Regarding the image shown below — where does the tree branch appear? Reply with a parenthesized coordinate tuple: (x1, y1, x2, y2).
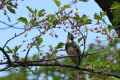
(0, 49, 117, 78)
(0, 47, 12, 66)
(0, 61, 119, 78)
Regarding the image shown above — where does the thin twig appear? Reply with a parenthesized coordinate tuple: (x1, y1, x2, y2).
(3, 31, 26, 49)
(86, 50, 105, 56)
(0, 20, 24, 29)
(24, 45, 32, 61)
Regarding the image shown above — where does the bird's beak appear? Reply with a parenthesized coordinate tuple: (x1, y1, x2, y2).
(68, 32, 70, 35)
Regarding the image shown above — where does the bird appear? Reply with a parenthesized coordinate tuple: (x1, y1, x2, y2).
(65, 32, 81, 66)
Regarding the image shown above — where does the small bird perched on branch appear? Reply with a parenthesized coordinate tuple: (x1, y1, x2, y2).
(65, 32, 81, 66)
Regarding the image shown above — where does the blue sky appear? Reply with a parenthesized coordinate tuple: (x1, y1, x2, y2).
(0, 0, 111, 78)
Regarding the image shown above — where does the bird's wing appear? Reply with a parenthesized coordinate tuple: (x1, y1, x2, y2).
(72, 42, 81, 54)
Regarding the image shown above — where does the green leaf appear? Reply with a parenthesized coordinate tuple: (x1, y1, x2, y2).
(30, 43, 35, 46)
(26, 6, 34, 14)
(7, 7, 15, 14)
(32, 55, 37, 60)
(11, 4, 17, 8)
(6, 0, 12, 4)
(38, 9, 45, 17)
(36, 37, 43, 49)
(108, 25, 112, 33)
(100, 12, 106, 17)
(13, 45, 22, 53)
(112, 10, 120, 25)
(46, 14, 56, 23)
(74, 13, 80, 20)
(49, 45, 53, 50)
(79, 0, 88, 2)
(82, 15, 87, 19)
(61, 5, 71, 10)
(6, 46, 12, 53)
(110, 1, 120, 9)
(46, 14, 55, 19)
(37, 37, 43, 44)
(84, 19, 92, 24)
(17, 17, 28, 25)
(54, 0, 61, 7)
(35, 8, 37, 14)
(54, 50, 58, 54)
(40, 45, 46, 48)
(94, 13, 102, 20)
(56, 42, 64, 49)
(78, 37, 83, 42)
